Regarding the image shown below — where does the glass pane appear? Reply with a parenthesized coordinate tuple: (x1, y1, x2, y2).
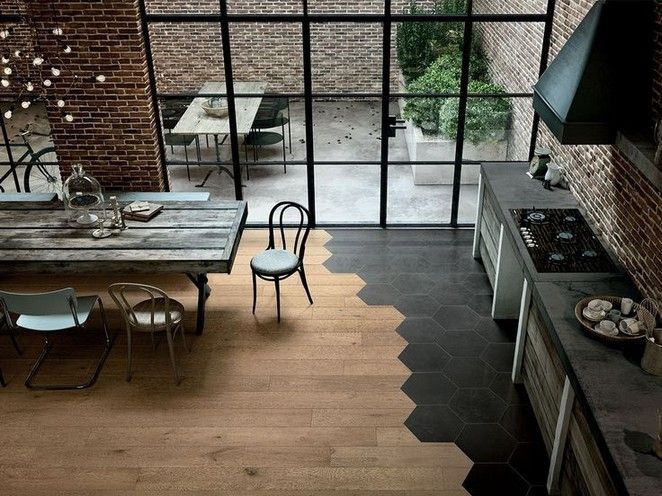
(228, 0, 301, 14)
(313, 98, 381, 162)
(315, 164, 379, 224)
(473, 0, 547, 14)
(145, 0, 219, 14)
(470, 22, 544, 94)
(387, 163, 453, 224)
(311, 23, 382, 93)
(394, 97, 459, 162)
(148, 23, 223, 94)
(229, 23, 303, 94)
(308, 0, 382, 14)
(457, 163, 481, 224)
(461, 96, 534, 162)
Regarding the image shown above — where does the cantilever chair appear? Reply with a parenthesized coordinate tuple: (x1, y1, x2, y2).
(0, 288, 112, 390)
(250, 201, 314, 322)
(108, 283, 189, 385)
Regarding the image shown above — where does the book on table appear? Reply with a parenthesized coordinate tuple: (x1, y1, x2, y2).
(123, 201, 163, 222)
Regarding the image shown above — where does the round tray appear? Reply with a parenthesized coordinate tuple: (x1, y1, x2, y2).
(574, 296, 655, 343)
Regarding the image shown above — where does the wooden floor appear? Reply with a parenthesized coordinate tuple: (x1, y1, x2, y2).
(0, 230, 471, 495)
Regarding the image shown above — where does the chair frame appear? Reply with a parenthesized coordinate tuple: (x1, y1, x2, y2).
(108, 283, 189, 385)
(251, 202, 313, 322)
(0, 290, 112, 390)
(0, 313, 22, 387)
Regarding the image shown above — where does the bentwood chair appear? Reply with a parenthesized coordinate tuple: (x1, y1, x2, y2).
(0, 288, 112, 390)
(0, 313, 22, 387)
(251, 202, 313, 322)
(108, 283, 189, 385)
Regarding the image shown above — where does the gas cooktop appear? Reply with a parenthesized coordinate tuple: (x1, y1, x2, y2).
(511, 208, 614, 273)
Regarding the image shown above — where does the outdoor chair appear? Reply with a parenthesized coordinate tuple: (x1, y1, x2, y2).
(164, 133, 201, 182)
(108, 283, 189, 385)
(0, 288, 112, 390)
(258, 97, 292, 152)
(243, 128, 287, 180)
(250, 201, 313, 322)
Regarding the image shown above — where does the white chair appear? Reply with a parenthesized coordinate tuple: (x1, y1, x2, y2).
(0, 288, 112, 390)
(108, 283, 189, 385)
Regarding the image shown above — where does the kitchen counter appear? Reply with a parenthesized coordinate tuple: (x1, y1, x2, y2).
(477, 163, 662, 495)
(534, 280, 662, 496)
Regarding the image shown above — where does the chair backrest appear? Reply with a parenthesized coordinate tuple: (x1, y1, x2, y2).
(267, 201, 312, 261)
(108, 283, 173, 329)
(0, 288, 78, 328)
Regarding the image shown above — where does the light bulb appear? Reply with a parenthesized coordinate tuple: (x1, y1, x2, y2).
(26, 81, 34, 91)
(52, 27, 63, 36)
(3, 67, 11, 75)
(13, 50, 21, 58)
(21, 100, 30, 109)
(4, 110, 12, 119)
(0, 30, 8, 40)
(57, 99, 65, 108)
(32, 56, 44, 66)
(43, 79, 52, 87)
(51, 67, 60, 76)
(64, 114, 74, 122)
(63, 45, 71, 54)
(1, 79, 8, 87)
(1, 55, 8, 64)
(95, 74, 106, 83)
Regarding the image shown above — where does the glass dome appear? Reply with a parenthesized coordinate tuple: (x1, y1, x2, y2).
(63, 164, 104, 225)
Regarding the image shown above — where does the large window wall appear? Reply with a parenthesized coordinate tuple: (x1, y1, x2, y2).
(141, 0, 556, 227)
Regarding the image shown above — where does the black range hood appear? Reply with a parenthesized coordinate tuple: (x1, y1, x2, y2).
(533, 0, 654, 145)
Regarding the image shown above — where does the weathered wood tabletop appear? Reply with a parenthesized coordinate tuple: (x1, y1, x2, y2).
(0, 200, 248, 333)
(172, 81, 267, 136)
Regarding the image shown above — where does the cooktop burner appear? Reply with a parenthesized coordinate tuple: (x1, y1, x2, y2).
(512, 208, 614, 273)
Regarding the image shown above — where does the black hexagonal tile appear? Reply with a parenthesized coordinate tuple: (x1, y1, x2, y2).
(388, 254, 431, 272)
(396, 318, 445, 343)
(443, 357, 496, 387)
(510, 442, 549, 485)
(395, 294, 439, 317)
(428, 282, 472, 305)
(356, 268, 392, 284)
(323, 254, 365, 273)
(500, 403, 543, 442)
(357, 284, 400, 305)
(474, 318, 517, 343)
(450, 388, 507, 423)
(404, 405, 464, 442)
(463, 463, 529, 496)
(481, 343, 516, 373)
(456, 423, 517, 462)
(490, 373, 528, 405)
(467, 294, 495, 316)
(463, 273, 494, 296)
(433, 305, 480, 330)
(436, 330, 488, 357)
(401, 372, 458, 405)
(398, 343, 451, 372)
(391, 273, 436, 295)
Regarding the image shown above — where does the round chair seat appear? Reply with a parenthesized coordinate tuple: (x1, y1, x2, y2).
(131, 297, 184, 330)
(251, 249, 300, 276)
(252, 113, 289, 130)
(245, 131, 283, 147)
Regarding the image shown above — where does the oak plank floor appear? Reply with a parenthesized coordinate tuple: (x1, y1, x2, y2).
(0, 230, 471, 495)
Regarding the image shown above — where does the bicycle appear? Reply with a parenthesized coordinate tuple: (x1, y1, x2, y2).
(0, 123, 60, 194)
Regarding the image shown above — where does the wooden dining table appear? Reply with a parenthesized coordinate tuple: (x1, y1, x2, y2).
(0, 200, 248, 334)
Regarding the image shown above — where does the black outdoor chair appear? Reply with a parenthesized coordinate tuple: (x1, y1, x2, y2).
(250, 202, 313, 322)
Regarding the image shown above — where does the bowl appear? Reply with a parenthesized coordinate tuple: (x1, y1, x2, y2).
(201, 98, 228, 118)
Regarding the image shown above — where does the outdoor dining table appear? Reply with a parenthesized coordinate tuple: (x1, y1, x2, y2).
(172, 81, 267, 185)
(0, 200, 247, 335)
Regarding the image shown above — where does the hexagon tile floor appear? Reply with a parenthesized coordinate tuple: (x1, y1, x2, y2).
(324, 229, 550, 496)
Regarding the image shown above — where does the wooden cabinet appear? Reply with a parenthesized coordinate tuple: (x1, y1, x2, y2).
(479, 189, 500, 286)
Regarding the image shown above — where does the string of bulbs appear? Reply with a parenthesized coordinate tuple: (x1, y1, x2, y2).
(0, 14, 106, 123)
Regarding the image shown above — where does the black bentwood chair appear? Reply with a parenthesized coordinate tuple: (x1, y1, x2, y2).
(250, 202, 313, 322)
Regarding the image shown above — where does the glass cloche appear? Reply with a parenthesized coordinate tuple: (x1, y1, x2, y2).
(63, 164, 104, 225)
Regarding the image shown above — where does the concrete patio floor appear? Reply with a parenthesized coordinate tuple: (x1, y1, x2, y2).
(167, 101, 478, 224)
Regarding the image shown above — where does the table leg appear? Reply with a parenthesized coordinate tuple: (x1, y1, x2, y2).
(187, 273, 211, 335)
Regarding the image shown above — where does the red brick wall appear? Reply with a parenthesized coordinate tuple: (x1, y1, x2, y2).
(1, 0, 165, 191)
(538, 0, 662, 301)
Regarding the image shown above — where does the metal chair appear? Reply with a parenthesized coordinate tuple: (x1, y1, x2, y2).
(108, 283, 189, 385)
(251, 202, 313, 322)
(258, 97, 292, 152)
(164, 133, 201, 182)
(0, 288, 112, 390)
(0, 312, 22, 387)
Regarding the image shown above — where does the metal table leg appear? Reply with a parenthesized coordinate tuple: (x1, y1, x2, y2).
(188, 273, 211, 335)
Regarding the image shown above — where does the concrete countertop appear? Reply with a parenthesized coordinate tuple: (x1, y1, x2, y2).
(480, 163, 662, 495)
(480, 162, 623, 282)
(534, 280, 662, 496)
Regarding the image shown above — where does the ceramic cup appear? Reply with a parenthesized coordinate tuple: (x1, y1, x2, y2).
(621, 298, 634, 316)
(599, 320, 617, 334)
(627, 320, 641, 335)
(544, 162, 562, 186)
(588, 299, 604, 312)
(608, 309, 622, 323)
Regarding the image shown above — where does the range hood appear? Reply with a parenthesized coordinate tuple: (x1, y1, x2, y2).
(533, 0, 654, 145)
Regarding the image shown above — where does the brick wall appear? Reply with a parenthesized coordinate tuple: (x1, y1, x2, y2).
(538, 0, 662, 302)
(1, 0, 164, 191)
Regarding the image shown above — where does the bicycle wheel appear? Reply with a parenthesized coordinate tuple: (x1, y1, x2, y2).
(23, 147, 61, 194)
